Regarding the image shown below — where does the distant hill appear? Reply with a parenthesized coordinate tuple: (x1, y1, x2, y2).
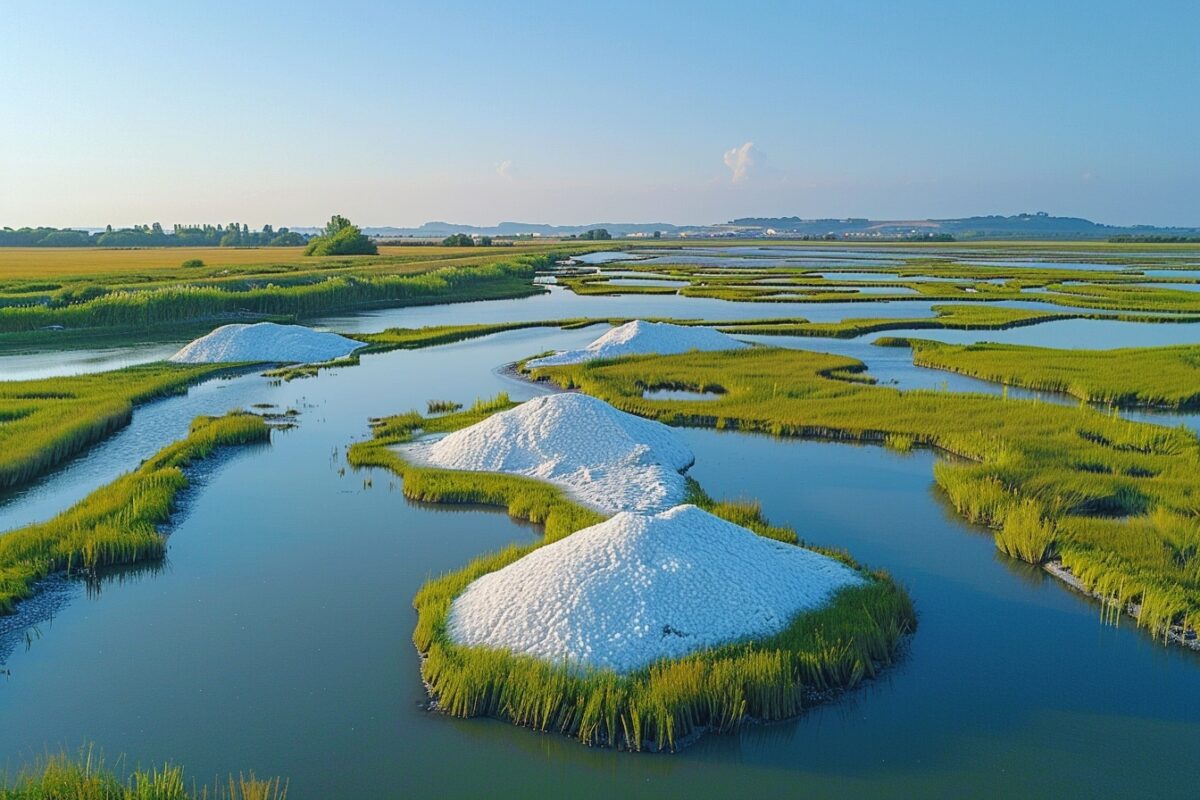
(726, 213, 1200, 240)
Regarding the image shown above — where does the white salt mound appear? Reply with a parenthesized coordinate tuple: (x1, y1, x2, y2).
(402, 393, 693, 514)
(525, 320, 748, 368)
(169, 322, 363, 364)
(449, 504, 864, 673)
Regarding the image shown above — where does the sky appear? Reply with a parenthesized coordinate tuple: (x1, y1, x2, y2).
(2, 0, 1198, 229)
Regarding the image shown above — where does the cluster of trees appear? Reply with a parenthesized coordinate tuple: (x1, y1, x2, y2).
(441, 233, 493, 246)
(572, 228, 612, 240)
(0, 223, 307, 248)
(304, 215, 378, 256)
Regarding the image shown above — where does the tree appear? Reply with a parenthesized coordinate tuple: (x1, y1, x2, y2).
(442, 233, 475, 247)
(304, 215, 378, 256)
(324, 215, 354, 237)
(578, 228, 611, 240)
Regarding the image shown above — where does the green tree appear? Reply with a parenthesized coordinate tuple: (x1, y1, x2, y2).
(305, 215, 378, 256)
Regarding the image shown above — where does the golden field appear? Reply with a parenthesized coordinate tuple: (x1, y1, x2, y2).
(0, 245, 533, 280)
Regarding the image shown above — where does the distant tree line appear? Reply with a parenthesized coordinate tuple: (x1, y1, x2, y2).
(1108, 235, 1200, 244)
(901, 232, 956, 242)
(0, 223, 308, 248)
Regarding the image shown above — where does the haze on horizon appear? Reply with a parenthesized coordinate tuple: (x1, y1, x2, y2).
(2, 0, 1197, 230)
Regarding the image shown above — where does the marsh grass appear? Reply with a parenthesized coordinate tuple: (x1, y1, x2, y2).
(0, 412, 270, 615)
(0, 257, 552, 334)
(0, 363, 235, 491)
(567, 256, 1200, 315)
(426, 399, 464, 414)
(347, 397, 914, 751)
(528, 346, 1200, 640)
(901, 338, 1200, 409)
(0, 745, 286, 799)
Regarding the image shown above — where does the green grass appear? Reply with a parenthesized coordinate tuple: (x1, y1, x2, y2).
(346, 397, 914, 751)
(893, 338, 1200, 409)
(0, 363, 240, 491)
(0, 745, 286, 799)
(426, 399, 464, 414)
(0, 411, 270, 615)
(528, 347, 1200, 642)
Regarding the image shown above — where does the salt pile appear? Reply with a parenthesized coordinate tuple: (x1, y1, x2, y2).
(402, 393, 693, 514)
(525, 320, 748, 368)
(169, 322, 363, 364)
(448, 504, 864, 673)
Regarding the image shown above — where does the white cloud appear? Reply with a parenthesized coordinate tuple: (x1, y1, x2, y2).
(496, 159, 513, 179)
(723, 141, 757, 183)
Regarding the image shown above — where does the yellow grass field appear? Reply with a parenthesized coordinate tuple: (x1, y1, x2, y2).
(0, 245, 523, 280)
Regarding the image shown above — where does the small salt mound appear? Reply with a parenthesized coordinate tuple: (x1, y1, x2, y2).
(449, 504, 864, 673)
(169, 322, 363, 364)
(402, 393, 693, 514)
(525, 320, 748, 368)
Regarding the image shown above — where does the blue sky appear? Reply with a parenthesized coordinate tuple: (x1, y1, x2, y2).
(2, 1, 1197, 227)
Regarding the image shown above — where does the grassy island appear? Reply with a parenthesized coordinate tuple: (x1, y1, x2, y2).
(347, 397, 914, 751)
(527, 347, 1200, 644)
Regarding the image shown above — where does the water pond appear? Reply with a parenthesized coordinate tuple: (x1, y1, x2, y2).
(3, 292, 1200, 799)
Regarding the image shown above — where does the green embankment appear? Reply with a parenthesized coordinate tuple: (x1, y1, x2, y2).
(0, 363, 239, 491)
(0, 412, 270, 615)
(889, 339, 1200, 409)
(347, 397, 914, 751)
(0, 257, 550, 337)
(529, 348, 1200, 642)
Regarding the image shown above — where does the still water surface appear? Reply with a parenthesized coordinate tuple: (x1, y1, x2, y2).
(2, 293, 1200, 798)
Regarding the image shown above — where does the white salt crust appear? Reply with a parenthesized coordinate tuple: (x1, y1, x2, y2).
(401, 393, 693, 514)
(169, 322, 363, 364)
(448, 504, 864, 673)
(524, 320, 748, 368)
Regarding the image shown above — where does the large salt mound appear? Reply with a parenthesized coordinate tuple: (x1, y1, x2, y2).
(402, 393, 693, 514)
(448, 504, 864, 673)
(525, 320, 748, 368)
(169, 322, 363, 364)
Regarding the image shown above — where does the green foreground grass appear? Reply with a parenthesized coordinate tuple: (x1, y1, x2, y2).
(0, 747, 285, 800)
(890, 338, 1200, 409)
(528, 348, 1200, 642)
(347, 397, 914, 751)
(0, 748, 285, 796)
(0, 412, 270, 615)
(0, 363, 238, 492)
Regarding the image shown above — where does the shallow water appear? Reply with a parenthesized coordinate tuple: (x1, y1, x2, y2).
(0, 342, 181, 380)
(3, 292, 1200, 798)
(642, 387, 722, 401)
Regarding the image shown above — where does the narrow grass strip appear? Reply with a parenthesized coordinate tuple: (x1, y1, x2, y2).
(0, 411, 270, 615)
